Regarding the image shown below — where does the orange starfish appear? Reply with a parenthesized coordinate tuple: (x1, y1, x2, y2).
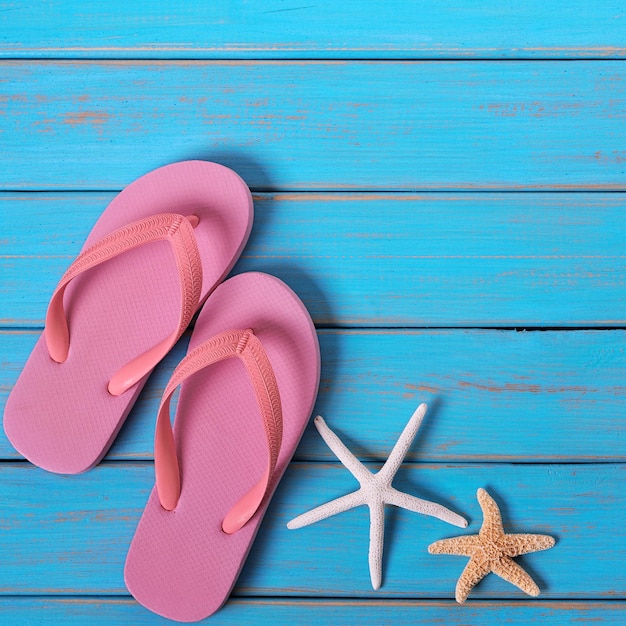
(428, 488, 555, 603)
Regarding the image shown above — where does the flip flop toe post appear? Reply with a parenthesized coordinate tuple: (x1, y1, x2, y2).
(124, 272, 320, 622)
(4, 161, 253, 474)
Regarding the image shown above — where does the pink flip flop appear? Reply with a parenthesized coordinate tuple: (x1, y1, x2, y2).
(4, 161, 253, 474)
(124, 272, 320, 622)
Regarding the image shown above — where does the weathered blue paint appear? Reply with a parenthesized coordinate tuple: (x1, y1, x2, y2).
(1, 3, 624, 622)
(4, 192, 626, 326)
(1, 598, 625, 625)
(2, 329, 626, 462)
(1, 1, 625, 59)
(1, 63, 626, 191)
(0, 462, 622, 597)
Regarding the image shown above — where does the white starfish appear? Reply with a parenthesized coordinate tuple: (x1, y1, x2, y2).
(287, 403, 468, 590)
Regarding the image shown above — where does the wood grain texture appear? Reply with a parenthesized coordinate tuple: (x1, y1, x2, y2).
(4, 192, 626, 327)
(2, 598, 625, 625)
(0, 462, 622, 597)
(2, 62, 626, 191)
(2, 329, 626, 463)
(2, 3, 625, 623)
(1, 1, 625, 59)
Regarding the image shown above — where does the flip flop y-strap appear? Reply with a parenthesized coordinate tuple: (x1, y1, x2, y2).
(45, 213, 203, 396)
(154, 328, 283, 534)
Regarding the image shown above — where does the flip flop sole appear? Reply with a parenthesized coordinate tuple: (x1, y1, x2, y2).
(124, 272, 320, 622)
(4, 161, 253, 474)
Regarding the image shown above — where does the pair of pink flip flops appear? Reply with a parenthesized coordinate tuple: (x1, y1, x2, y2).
(4, 161, 321, 622)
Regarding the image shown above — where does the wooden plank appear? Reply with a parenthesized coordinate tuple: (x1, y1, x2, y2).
(4, 192, 626, 327)
(2, 598, 625, 625)
(0, 462, 623, 596)
(1, 1, 625, 59)
(2, 62, 626, 191)
(2, 329, 625, 462)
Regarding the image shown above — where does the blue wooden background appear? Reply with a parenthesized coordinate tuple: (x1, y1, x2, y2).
(1, 2, 626, 624)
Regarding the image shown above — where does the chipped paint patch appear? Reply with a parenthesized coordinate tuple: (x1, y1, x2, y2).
(62, 110, 110, 127)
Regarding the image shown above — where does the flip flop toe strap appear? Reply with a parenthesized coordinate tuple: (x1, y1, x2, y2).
(45, 213, 202, 396)
(154, 328, 283, 534)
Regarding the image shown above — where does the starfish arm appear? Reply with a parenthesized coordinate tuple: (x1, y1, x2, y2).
(287, 490, 366, 529)
(477, 488, 505, 540)
(428, 534, 480, 556)
(377, 403, 427, 484)
(491, 556, 541, 597)
(503, 533, 556, 556)
(314, 416, 372, 484)
(368, 499, 385, 590)
(455, 557, 491, 603)
(384, 487, 468, 528)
